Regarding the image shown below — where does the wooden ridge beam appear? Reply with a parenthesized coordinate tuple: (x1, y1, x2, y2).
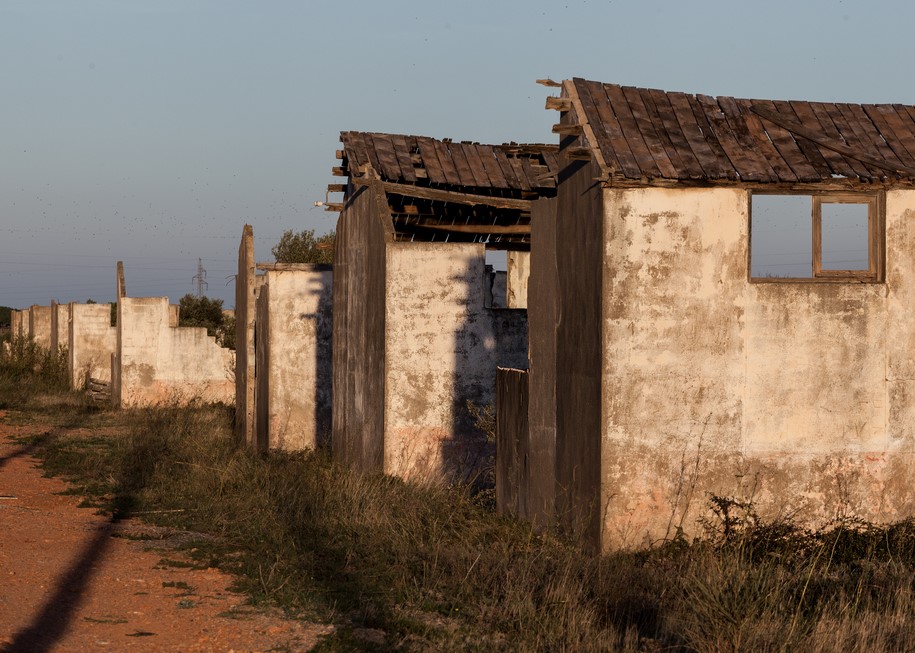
(411, 223, 531, 235)
(350, 177, 533, 211)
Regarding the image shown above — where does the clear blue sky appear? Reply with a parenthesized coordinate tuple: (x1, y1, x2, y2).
(2, 0, 914, 307)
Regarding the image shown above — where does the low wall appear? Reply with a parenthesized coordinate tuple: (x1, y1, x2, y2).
(69, 303, 116, 388)
(114, 296, 234, 407)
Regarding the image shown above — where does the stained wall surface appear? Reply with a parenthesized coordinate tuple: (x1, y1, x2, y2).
(507, 251, 530, 309)
(11, 311, 24, 338)
(255, 267, 333, 451)
(597, 187, 915, 549)
(236, 225, 256, 446)
(50, 302, 71, 352)
(68, 303, 116, 387)
(114, 296, 234, 407)
(29, 305, 52, 349)
(384, 242, 528, 482)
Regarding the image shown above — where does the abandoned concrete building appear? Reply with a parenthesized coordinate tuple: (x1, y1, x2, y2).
(68, 302, 116, 389)
(112, 263, 234, 407)
(235, 225, 333, 452)
(331, 131, 559, 481)
(497, 77, 915, 550)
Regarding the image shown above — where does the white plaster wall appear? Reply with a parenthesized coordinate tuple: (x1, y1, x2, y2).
(599, 187, 915, 549)
(29, 305, 52, 349)
(116, 296, 234, 407)
(69, 303, 116, 387)
(11, 311, 24, 339)
(258, 269, 333, 451)
(385, 243, 493, 481)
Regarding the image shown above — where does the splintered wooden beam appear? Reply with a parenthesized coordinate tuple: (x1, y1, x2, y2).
(545, 96, 572, 111)
(327, 183, 346, 193)
(566, 147, 593, 161)
(323, 202, 343, 212)
(553, 123, 583, 135)
(350, 177, 532, 211)
(414, 223, 531, 235)
(536, 78, 562, 88)
(331, 166, 347, 177)
(335, 149, 344, 159)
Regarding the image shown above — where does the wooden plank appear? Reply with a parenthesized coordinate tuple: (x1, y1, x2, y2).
(539, 149, 561, 176)
(351, 177, 533, 210)
(787, 101, 859, 179)
(644, 89, 706, 179)
(867, 105, 915, 166)
(685, 94, 739, 180)
(415, 137, 448, 185)
(716, 96, 780, 181)
(603, 83, 663, 178)
(621, 86, 679, 178)
(820, 103, 887, 179)
(461, 142, 493, 187)
(771, 100, 833, 178)
(807, 102, 874, 179)
(508, 156, 532, 191)
(577, 80, 641, 178)
(349, 132, 385, 177)
(751, 106, 915, 178)
(435, 140, 467, 186)
(414, 223, 531, 235)
(639, 88, 701, 179)
(749, 100, 822, 182)
(695, 94, 768, 181)
(339, 133, 368, 170)
(844, 103, 905, 168)
(367, 133, 405, 181)
(475, 145, 510, 189)
(494, 150, 523, 189)
(545, 96, 572, 111)
(390, 134, 418, 183)
(667, 91, 731, 179)
(447, 141, 479, 187)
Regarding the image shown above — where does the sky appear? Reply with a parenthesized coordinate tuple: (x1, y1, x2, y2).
(3, 0, 915, 308)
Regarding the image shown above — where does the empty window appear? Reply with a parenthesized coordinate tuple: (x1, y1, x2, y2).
(750, 192, 882, 281)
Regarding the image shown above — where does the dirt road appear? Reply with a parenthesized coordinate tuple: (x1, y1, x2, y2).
(0, 414, 331, 652)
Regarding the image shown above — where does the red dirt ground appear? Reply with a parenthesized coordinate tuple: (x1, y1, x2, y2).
(0, 413, 332, 652)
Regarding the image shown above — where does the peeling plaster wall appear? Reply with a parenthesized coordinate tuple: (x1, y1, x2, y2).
(599, 187, 915, 550)
(114, 296, 234, 407)
(384, 242, 528, 482)
(254, 268, 333, 451)
(28, 305, 52, 349)
(68, 303, 116, 387)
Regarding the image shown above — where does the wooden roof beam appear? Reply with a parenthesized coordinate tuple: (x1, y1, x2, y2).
(350, 177, 533, 211)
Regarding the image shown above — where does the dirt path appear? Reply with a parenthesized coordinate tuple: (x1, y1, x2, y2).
(0, 415, 332, 652)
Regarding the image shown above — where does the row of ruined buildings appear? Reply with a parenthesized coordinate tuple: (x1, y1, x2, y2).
(14, 77, 915, 550)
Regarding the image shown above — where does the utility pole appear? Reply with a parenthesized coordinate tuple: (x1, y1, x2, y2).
(192, 258, 208, 297)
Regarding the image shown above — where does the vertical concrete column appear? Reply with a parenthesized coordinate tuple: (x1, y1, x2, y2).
(235, 225, 256, 446)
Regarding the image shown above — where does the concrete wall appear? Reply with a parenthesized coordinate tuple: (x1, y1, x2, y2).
(114, 296, 234, 407)
(68, 303, 116, 388)
(11, 311, 24, 339)
(254, 267, 333, 451)
(28, 305, 52, 349)
(384, 242, 528, 482)
(50, 301, 70, 353)
(595, 186, 915, 549)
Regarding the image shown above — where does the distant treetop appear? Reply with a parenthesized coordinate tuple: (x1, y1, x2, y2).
(272, 229, 335, 265)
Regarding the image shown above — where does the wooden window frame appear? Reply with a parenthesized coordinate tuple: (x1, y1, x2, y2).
(749, 190, 884, 283)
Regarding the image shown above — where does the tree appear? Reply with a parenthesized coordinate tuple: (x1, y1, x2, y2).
(178, 294, 234, 349)
(272, 229, 335, 264)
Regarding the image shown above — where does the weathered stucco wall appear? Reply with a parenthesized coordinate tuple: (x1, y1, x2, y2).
(384, 242, 528, 482)
(115, 296, 234, 407)
(29, 305, 52, 349)
(11, 311, 24, 339)
(68, 303, 116, 387)
(598, 187, 915, 550)
(254, 267, 333, 451)
(50, 301, 71, 353)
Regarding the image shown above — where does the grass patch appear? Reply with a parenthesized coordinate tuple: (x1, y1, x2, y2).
(7, 352, 915, 650)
